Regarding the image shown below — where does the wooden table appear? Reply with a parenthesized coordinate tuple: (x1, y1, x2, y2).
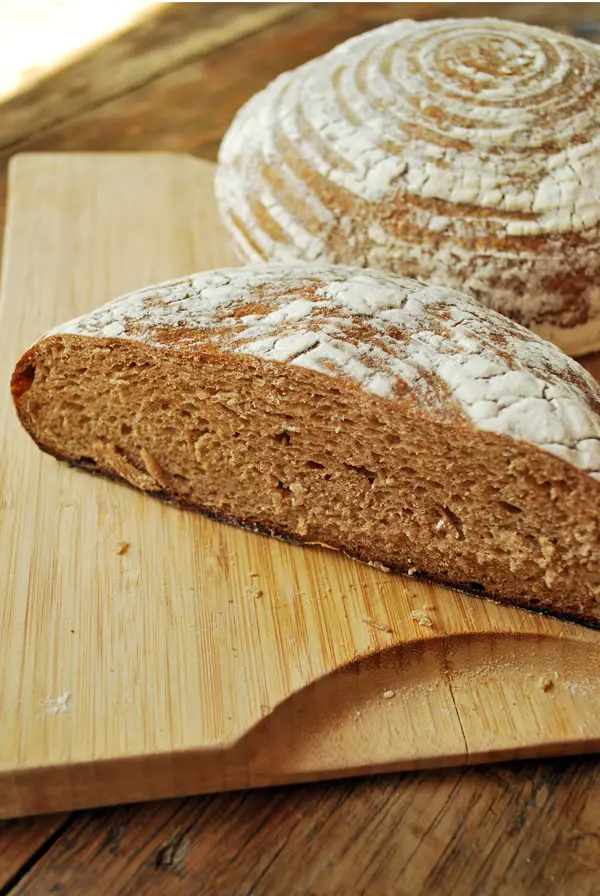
(1, 4, 600, 894)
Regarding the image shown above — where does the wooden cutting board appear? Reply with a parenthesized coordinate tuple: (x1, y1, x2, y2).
(2, 153, 600, 820)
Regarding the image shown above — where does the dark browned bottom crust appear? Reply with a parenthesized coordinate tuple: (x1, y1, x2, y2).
(50, 452, 600, 632)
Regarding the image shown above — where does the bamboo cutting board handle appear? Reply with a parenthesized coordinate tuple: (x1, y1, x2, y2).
(1, 153, 600, 819)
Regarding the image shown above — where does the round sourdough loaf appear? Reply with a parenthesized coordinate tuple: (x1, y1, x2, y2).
(216, 18, 600, 356)
(11, 263, 600, 624)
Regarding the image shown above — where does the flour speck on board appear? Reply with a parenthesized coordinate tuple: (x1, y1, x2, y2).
(362, 616, 392, 634)
(411, 609, 434, 628)
(45, 691, 72, 714)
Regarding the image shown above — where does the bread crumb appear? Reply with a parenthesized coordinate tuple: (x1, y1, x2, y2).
(362, 616, 392, 633)
(45, 691, 72, 714)
(383, 689, 395, 699)
(249, 571, 260, 577)
(539, 676, 554, 692)
(407, 567, 418, 576)
(244, 586, 263, 599)
(410, 609, 434, 627)
(116, 541, 130, 556)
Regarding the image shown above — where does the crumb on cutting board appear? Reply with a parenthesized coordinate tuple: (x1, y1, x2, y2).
(244, 586, 263, 600)
(410, 609, 434, 628)
(362, 616, 392, 633)
(45, 691, 72, 714)
(539, 676, 554, 692)
(383, 689, 395, 699)
(116, 541, 130, 555)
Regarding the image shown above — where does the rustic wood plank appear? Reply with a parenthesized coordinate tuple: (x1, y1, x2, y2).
(8, 759, 600, 895)
(0, 3, 306, 151)
(0, 814, 69, 891)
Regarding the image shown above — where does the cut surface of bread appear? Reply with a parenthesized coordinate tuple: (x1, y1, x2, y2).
(12, 264, 600, 625)
(216, 18, 600, 356)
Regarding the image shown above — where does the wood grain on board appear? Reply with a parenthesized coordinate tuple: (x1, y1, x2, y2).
(1, 153, 600, 823)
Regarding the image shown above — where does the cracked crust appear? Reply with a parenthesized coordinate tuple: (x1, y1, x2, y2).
(40, 264, 600, 480)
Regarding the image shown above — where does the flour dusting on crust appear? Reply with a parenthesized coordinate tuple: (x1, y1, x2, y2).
(48, 263, 600, 479)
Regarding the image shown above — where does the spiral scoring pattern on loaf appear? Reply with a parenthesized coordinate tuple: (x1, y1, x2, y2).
(216, 18, 600, 338)
(50, 263, 600, 480)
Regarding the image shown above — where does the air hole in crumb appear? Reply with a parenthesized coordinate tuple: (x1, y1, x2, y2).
(14, 363, 36, 399)
(306, 460, 325, 470)
(275, 432, 291, 444)
(277, 481, 291, 493)
(498, 500, 522, 514)
(344, 463, 376, 484)
(443, 506, 465, 540)
(121, 424, 132, 436)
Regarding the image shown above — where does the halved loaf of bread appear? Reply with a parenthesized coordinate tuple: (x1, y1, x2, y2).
(12, 264, 600, 624)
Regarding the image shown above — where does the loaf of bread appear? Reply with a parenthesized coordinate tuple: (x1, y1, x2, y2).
(216, 18, 600, 357)
(11, 264, 600, 624)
